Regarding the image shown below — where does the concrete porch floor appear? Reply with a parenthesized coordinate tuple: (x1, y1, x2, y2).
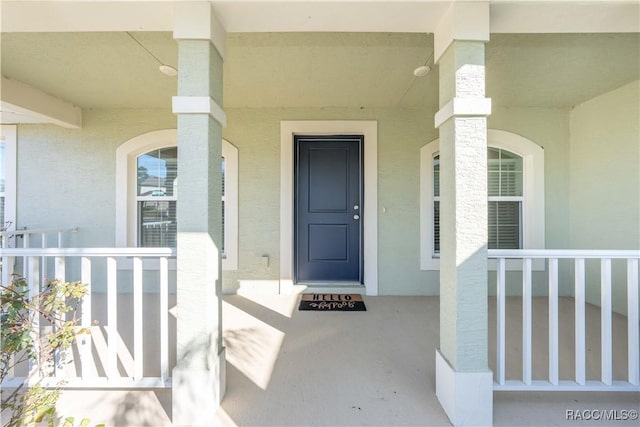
(54, 293, 639, 426)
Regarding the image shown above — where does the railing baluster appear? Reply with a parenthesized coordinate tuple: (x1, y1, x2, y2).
(600, 259, 612, 385)
(133, 257, 143, 382)
(496, 257, 506, 385)
(54, 255, 65, 281)
(160, 256, 169, 383)
(1, 254, 10, 286)
(523, 258, 532, 385)
(54, 256, 66, 379)
(548, 258, 559, 385)
(628, 258, 639, 386)
(22, 233, 30, 277)
(575, 258, 586, 386)
(80, 256, 92, 379)
(41, 232, 47, 283)
(27, 256, 41, 384)
(1, 230, 14, 285)
(107, 257, 118, 379)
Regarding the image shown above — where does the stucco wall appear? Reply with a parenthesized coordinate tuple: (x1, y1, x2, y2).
(569, 80, 640, 250)
(569, 80, 640, 313)
(16, 100, 629, 297)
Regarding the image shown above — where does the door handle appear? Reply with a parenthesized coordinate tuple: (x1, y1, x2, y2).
(353, 214, 360, 220)
(353, 205, 359, 210)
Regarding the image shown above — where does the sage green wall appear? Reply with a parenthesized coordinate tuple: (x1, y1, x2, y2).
(569, 80, 640, 250)
(569, 80, 640, 314)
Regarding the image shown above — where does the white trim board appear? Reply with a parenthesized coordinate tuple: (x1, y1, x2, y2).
(280, 121, 378, 296)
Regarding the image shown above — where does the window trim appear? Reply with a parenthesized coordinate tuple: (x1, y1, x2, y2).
(116, 129, 238, 270)
(0, 125, 17, 230)
(420, 129, 545, 270)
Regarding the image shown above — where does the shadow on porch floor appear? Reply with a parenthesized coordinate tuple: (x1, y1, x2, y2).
(55, 294, 638, 426)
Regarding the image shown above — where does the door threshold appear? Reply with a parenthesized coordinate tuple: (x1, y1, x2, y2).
(295, 282, 366, 295)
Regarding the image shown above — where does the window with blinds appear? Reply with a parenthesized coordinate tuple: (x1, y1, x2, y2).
(137, 147, 178, 247)
(136, 147, 227, 250)
(433, 147, 523, 254)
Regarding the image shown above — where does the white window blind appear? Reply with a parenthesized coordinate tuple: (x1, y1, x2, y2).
(433, 147, 523, 253)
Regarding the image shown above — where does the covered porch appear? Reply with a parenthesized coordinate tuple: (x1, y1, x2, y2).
(1, 1, 639, 426)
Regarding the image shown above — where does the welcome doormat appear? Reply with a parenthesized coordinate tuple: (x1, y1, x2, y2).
(298, 294, 367, 311)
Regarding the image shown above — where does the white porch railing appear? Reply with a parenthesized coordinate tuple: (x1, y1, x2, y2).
(0, 226, 78, 286)
(0, 247, 176, 389)
(489, 249, 639, 392)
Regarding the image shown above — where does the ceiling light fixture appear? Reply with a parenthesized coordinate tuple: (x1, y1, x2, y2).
(127, 32, 178, 77)
(413, 65, 431, 77)
(158, 65, 178, 77)
(413, 52, 435, 77)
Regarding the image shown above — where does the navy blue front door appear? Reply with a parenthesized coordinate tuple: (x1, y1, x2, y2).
(295, 136, 363, 282)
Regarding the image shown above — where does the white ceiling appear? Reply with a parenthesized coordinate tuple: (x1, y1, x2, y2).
(1, 31, 638, 118)
(3, 1, 639, 34)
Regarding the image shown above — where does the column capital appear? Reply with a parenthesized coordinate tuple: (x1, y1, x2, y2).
(434, 97, 492, 129)
(434, 1, 490, 62)
(172, 96, 227, 127)
(173, 1, 226, 59)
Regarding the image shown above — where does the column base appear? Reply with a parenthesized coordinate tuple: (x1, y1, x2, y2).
(435, 349, 493, 427)
(172, 348, 226, 426)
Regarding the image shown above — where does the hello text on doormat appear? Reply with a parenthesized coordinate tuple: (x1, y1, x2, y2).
(298, 294, 367, 311)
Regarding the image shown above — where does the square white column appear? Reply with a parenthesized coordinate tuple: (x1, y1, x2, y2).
(435, 36, 493, 427)
(172, 2, 227, 424)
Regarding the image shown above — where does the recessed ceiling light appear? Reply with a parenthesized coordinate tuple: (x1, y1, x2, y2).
(413, 65, 431, 77)
(159, 65, 178, 77)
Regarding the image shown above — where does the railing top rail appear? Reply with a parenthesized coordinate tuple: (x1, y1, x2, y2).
(0, 226, 79, 237)
(488, 249, 640, 259)
(0, 247, 176, 257)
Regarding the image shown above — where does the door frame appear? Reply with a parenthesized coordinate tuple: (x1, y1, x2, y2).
(280, 121, 378, 295)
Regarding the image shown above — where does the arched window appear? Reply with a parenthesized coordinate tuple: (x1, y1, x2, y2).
(420, 130, 544, 270)
(116, 129, 238, 270)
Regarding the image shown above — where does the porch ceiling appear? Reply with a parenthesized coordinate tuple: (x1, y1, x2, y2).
(0, 31, 638, 114)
